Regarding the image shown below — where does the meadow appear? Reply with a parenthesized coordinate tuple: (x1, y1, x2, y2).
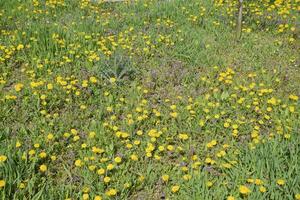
(0, 0, 299, 199)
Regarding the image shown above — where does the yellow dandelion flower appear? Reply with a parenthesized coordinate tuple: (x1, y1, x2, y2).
(259, 186, 266, 193)
(239, 185, 251, 195)
(75, 159, 82, 167)
(97, 168, 105, 175)
(178, 133, 189, 140)
(255, 179, 263, 185)
(0, 155, 7, 162)
(277, 179, 285, 185)
(89, 76, 97, 83)
(0, 180, 5, 188)
(14, 83, 24, 92)
(105, 188, 117, 196)
(19, 182, 25, 189)
(170, 112, 178, 118)
(224, 122, 230, 128)
(162, 174, 169, 182)
(114, 156, 122, 163)
(47, 83, 53, 90)
(16, 141, 22, 148)
(206, 181, 213, 187)
(39, 164, 47, 172)
(39, 152, 47, 158)
(171, 185, 180, 193)
(289, 94, 298, 101)
(227, 196, 235, 200)
(107, 164, 114, 170)
(130, 154, 138, 161)
(103, 176, 111, 183)
(47, 133, 54, 140)
(83, 193, 89, 200)
(94, 195, 102, 200)
(109, 77, 116, 83)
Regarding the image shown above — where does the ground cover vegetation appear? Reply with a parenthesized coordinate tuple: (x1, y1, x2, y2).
(0, 0, 299, 199)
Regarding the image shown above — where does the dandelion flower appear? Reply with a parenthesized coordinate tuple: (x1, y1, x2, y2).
(103, 176, 111, 183)
(14, 83, 24, 92)
(109, 77, 116, 83)
(105, 188, 117, 196)
(0, 155, 7, 162)
(0, 180, 5, 188)
(239, 185, 251, 195)
(83, 193, 89, 200)
(16, 141, 22, 148)
(259, 186, 266, 193)
(277, 179, 285, 185)
(227, 196, 235, 200)
(94, 196, 102, 200)
(114, 156, 122, 164)
(97, 168, 105, 175)
(75, 159, 82, 167)
(171, 185, 180, 193)
(162, 174, 169, 182)
(39, 164, 47, 172)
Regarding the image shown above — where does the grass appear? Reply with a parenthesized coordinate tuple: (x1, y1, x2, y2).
(0, 0, 299, 199)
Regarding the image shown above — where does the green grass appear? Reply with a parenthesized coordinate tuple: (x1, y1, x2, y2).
(0, 0, 299, 199)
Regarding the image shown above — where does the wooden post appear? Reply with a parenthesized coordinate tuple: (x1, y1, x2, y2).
(236, 0, 243, 39)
